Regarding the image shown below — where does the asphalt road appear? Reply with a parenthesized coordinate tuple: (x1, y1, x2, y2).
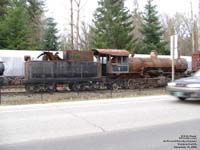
(1, 119, 199, 150)
(0, 95, 200, 149)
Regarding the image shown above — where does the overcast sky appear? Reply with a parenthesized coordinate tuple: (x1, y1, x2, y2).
(45, 0, 199, 34)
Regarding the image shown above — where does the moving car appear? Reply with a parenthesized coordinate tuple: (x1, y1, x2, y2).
(167, 70, 200, 100)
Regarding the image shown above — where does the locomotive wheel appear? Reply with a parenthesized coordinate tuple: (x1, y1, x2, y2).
(111, 83, 120, 91)
(25, 85, 34, 92)
(128, 79, 136, 89)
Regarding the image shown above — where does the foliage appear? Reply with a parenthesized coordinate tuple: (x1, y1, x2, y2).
(41, 17, 59, 51)
(131, 3, 143, 54)
(0, 0, 44, 50)
(161, 13, 196, 56)
(0, 0, 9, 17)
(90, 0, 134, 51)
(26, 0, 45, 49)
(138, 0, 168, 54)
(0, 0, 31, 49)
(0, 0, 9, 48)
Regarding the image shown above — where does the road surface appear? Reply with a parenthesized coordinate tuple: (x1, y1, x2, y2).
(0, 95, 200, 149)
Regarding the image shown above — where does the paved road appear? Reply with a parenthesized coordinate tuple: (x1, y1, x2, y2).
(1, 119, 200, 150)
(0, 95, 200, 148)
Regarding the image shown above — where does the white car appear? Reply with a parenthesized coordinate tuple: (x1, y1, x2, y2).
(167, 70, 200, 100)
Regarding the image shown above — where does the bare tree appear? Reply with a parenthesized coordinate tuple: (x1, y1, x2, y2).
(70, 0, 74, 49)
(74, 0, 81, 50)
(78, 21, 92, 50)
(161, 13, 197, 56)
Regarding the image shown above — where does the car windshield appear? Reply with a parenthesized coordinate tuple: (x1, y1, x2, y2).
(193, 70, 200, 77)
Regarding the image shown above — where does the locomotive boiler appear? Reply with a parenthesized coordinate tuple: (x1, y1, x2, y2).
(128, 50, 188, 77)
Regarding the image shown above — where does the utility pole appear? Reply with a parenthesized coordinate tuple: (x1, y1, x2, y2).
(190, 0, 195, 52)
(171, 35, 178, 81)
(70, 0, 74, 50)
(198, 0, 200, 50)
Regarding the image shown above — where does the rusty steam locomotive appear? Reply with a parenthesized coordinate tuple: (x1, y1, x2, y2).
(23, 49, 188, 92)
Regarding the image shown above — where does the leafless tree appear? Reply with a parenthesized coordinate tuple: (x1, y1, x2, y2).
(70, 0, 74, 49)
(78, 21, 92, 50)
(74, 0, 81, 50)
(161, 13, 198, 56)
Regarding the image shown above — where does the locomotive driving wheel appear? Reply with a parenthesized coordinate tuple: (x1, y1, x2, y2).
(111, 83, 120, 91)
(128, 79, 135, 89)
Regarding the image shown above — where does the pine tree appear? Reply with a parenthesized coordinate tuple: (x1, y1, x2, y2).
(0, 0, 9, 17)
(0, 0, 31, 50)
(91, 0, 134, 51)
(42, 17, 59, 51)
(26, 0, 44, 49)
(0, 0, 9, 48)
(140, 0, 168, 54)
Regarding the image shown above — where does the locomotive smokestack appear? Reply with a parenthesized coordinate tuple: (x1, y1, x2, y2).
(150, 50, 158, 58)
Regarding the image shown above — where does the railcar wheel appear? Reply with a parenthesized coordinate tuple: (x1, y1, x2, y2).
(68, 84, 74, 91)
(25, 85, 34, 92)
(70, 83, 81, 92)
(47, 84, 57, 92)
(128, 79, 137, 89)
(111, 83, 120, 91)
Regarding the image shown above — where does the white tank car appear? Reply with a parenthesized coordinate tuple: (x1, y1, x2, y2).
(0, 50, 63, 85)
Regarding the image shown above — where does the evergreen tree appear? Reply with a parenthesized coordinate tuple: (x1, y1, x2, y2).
(0, 0, 9, 17)
(26, 0, 44, 49)
(139, 0, 168, 54)
(91, 0, 134, 51)
(0, 0, 9, 48)
(42, 17, 59, 51)
(0, 0, 31, 49)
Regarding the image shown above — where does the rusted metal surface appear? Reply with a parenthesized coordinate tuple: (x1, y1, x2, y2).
(192, 51, 200, 71)
(129, 50, 188, 76)
(63, 50, 94, 62)
(92, 49, 129, 56)
(37, 52, 62, 61)
(175, 58, 188, 72)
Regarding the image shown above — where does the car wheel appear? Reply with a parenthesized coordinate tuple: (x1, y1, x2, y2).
(178, 97, 186, 101)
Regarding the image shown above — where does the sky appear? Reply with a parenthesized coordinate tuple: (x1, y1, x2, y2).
(45, 0, 199, 35)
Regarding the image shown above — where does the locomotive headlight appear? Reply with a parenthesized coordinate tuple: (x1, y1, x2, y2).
(167, 82, 176, 87)
(186, 84, 200, 88)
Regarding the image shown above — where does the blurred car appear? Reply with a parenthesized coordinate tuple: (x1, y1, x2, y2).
(167, 70, 200, 100)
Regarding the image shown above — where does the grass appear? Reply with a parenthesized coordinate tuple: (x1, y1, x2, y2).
(0, 88, 166, 105)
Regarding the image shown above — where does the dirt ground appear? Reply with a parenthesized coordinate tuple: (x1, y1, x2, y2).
(0, 88, 167, 105)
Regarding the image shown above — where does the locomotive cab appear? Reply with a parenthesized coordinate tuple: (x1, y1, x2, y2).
(92, 49, 129, 76)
